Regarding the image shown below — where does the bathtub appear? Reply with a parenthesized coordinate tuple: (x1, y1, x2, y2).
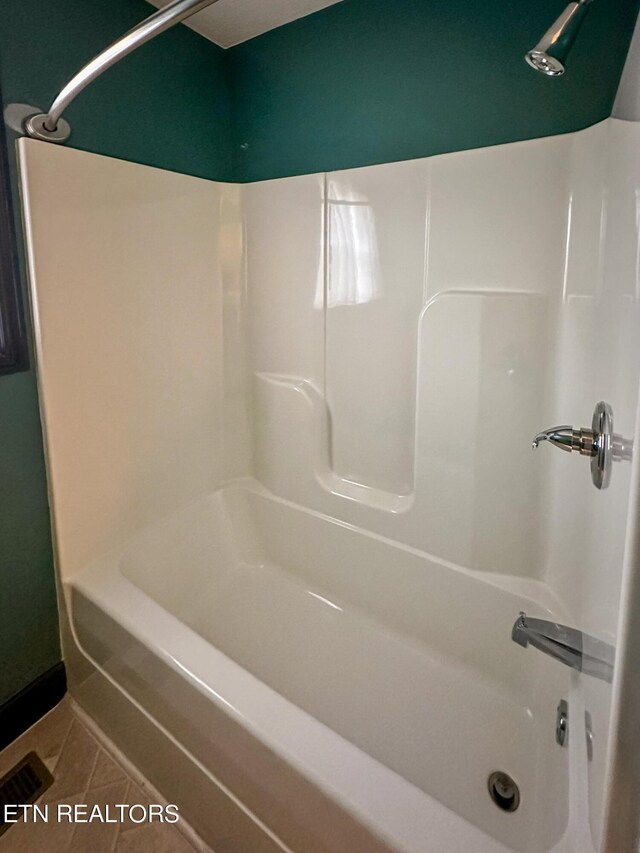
(67, 479, 570, 853)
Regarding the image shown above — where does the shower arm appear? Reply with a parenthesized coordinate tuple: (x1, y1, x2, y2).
(22, 0, 221, 144)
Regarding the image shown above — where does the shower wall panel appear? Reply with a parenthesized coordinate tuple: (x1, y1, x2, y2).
(244, 174, 325, 386)
(324, 161, 427, 497)
(245, 134, 571, 579)
(425, 138, 569, 298)
(20, 140, 249, 581)
(541, 119, 640, 849)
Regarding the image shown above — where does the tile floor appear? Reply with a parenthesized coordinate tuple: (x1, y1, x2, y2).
(0, 697, 208, 852)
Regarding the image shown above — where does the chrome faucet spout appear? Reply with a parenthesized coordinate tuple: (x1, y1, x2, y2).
(532, 427, 575, 451)
(511, 612, 615, 683)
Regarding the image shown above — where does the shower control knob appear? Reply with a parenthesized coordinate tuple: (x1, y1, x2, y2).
(532, 401, 633, 490)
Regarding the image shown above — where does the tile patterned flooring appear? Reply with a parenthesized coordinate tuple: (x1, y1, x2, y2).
(0, 697, 208, 852)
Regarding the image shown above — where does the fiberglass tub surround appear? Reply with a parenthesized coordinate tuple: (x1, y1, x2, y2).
(18, 117, 640, 853)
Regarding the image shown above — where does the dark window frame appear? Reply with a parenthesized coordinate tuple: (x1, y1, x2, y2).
(0, 83, 28, 375)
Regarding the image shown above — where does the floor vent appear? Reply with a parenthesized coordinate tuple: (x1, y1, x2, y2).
(0, 752, 53, 837)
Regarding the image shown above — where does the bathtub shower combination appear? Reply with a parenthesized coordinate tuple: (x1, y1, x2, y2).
(11, 0, 640, 845)
(16, 111, 640, 852)
(8, 0, 640, 845)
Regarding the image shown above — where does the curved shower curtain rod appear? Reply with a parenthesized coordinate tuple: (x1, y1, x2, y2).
(13, 0, 593, 143)
(19, 0, 221, 144)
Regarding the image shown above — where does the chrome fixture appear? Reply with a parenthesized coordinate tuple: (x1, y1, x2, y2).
(525, 0, 593, 76)
(16, 0, 221, 144)
(556, 699, 568, 747)
(512, 612, 615, 683)
(532, 401, 632, 489)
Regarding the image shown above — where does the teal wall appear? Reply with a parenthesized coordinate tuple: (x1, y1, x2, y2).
(1, 0, 639, 707)
(0, 0, 233, 707)
(230, 0, 640, 181)
(0, 0, 234, 181)
(0, 374, 59, 706)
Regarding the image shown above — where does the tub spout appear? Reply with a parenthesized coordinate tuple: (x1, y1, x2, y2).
(511, 612, 615, 683)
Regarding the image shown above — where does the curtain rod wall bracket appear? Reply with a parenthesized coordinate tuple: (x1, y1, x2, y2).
(10, 0, 220, 145)
(23, 114, 71, 144)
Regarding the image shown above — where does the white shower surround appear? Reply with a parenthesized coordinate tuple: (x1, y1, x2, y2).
(17, 118, 640, 852)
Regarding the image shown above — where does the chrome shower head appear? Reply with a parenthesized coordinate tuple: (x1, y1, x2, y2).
(525, 0, 593, 76)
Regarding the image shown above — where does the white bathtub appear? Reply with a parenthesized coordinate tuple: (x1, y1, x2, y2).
(68, 480, 569, 853)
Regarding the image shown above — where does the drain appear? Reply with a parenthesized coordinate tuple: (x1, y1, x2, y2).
(487, 771, 520, 813)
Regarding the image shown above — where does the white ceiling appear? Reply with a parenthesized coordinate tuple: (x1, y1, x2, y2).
(147, 0, 343, 49)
